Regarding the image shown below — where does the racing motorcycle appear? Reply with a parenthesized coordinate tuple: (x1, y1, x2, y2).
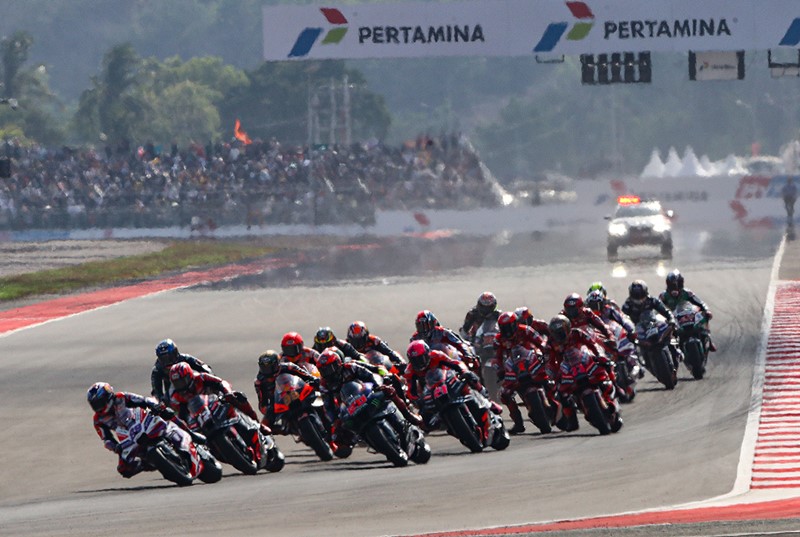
(558, 345, 623, 436)
(186, 393, 284, 475)
(273, 372, 334, 461)
(635, 309, 679, 390)
(337, 380, 431, 467)
(115, 407, 222, 486)
(603, 318, 641, 403)
(422, 366, 510, 453)
(502, 346, 560, 434)
(461, 318, 499, 387)
(673, 301, 710, 380)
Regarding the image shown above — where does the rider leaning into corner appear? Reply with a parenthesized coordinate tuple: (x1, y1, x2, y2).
(657, 269, 716, 352)
(150, 338, 213, 404)
(404, 340, 502, 431)
(254, 350, 320, 432)
(87, 382, 172, 478)
(411, 310, 481, 376)
(491, 311, 548, 435)
(346, 320, 406, 366)
(622, 279, 684, 365)
(167, 362, 269, 435)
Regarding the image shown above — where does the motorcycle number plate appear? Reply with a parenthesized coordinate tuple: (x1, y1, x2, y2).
(197, 409, 211, 427)
(433, 384, 448, 398)
(129, 423, 142, 439)
(347, 395, 367, 415)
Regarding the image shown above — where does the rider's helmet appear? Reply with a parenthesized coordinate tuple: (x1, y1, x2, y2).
(563, 293, 584, 321)
(498, 311, 518, 339)
(415, 310, 438, 338)
(318, 348, 344, 382)
(155, 338, 180, 368)
(169, 362, 195, 393)
(476, 291, 497, 317)
(87, 382, 115, 413)
(280, 332, 304, 358)
(406, 340, 431, 372)
(514, 306, 534, 327)
(314, 327, 336, 349)
(258, 350, 281, 376)
(586, 290, 605, 313)
(666, 269, 684, 297)
(588, 281, 608, 298)
(548, 315, 572, 344)
(628, 280, 649, 305)
(346, 321, 369, 352)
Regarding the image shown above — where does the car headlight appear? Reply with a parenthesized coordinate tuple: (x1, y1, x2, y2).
(608, 222, 628, 236)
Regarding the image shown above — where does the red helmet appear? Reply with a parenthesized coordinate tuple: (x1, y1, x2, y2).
(498, 311, 518, 339)
(406, 340, 431, 371)
(563, 293, 584, 320)
(514, 306, 534, 327)
(169, 362, 195, 392)
(415, 310, 438, 337)
(346, 321, 369, 351)
(281, 332, 304, 357)
(318, 348, 343, 380)
(477, 291, 497, 316)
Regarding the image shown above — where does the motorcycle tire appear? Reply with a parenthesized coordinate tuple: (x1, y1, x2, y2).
(581, 392, 611, 436)
(365, 421, 408, 467)
(615, 363, 634, 404)
(149, 443, 194, 487)
(490, 419, 511, 451)
(211, 433, 258, 475)
(443, 405, 483, 453)
(298, 415, 333, 461)
(197, 447, 223, 483)
(651, 349, 677, 390)
(524, 389, 552, 434)
(412, 438, 432, 464)
(264, 446, 285, 473)
(684, 339, 706, 380)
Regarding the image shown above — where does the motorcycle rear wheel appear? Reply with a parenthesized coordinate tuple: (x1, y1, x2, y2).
(149, 444, 194, 487)
(443, 406, 483, 453)
(197, 447, 223, 483)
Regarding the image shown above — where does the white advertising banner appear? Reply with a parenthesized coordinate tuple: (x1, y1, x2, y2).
(262, 0, 800, 61)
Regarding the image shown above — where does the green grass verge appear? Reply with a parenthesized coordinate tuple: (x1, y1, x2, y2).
(0, 241, 277, 302)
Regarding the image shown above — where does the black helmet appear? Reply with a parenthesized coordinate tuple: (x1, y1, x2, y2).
(548, 315, 571, 344)
(476, 291, 497, 317)
(155, 339, 179, 368)
(314, 327, 336, 348)
(666, 269, 684, 296)
(258, 350, 281, 376)
(628, 280, 649, 304)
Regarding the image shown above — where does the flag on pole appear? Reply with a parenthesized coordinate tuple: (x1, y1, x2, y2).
(234, 119, 253, 145)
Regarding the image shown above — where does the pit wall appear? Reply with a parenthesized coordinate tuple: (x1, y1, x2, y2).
(0, 175, 795, 242)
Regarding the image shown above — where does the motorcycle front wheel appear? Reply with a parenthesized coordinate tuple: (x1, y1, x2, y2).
(684, 339, 706, 380)
(211, 433, 258, 475)
(524, 388, 552, 434)
(581, 392, 611, 436)
(149, 443, 194, 487)
(298, 415, 334, 461)
(443, 405, 483, 453)
(365, 421, 408, 467)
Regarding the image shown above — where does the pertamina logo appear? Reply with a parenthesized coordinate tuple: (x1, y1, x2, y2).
(533, 1, 594, 53)
(289, 8, 348, 58)
(780, 18, 800, 47)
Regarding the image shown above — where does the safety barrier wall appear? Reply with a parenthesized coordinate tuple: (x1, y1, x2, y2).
(0, 175, 794, 242)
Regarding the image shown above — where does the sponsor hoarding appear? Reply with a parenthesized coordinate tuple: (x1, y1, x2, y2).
(263, 0, 800, 61)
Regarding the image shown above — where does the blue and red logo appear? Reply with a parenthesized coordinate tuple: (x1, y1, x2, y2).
(533, 1, 594, 53)
(780, 18, 800, 46)
(289, 8, 348, 58)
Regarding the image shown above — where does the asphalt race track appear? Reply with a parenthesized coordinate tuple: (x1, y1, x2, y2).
(0, 226, 795, 537)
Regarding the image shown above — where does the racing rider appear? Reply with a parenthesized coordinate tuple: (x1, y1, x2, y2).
(150, 338, 212, 404)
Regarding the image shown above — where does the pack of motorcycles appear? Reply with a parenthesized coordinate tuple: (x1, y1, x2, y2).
(114, 301, 711, 486)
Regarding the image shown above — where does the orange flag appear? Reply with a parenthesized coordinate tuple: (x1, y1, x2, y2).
(234, 119, 253, 145)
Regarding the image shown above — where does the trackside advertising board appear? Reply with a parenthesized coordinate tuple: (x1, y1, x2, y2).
(263, 0, 800, 61)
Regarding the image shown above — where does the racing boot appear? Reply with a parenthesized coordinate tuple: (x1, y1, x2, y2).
(508, 407, 526, 435)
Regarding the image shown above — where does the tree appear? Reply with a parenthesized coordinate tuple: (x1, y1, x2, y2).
(75, 43, 151, 146)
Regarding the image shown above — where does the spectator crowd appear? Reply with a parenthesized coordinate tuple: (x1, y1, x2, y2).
(0, 133, 502, 231)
